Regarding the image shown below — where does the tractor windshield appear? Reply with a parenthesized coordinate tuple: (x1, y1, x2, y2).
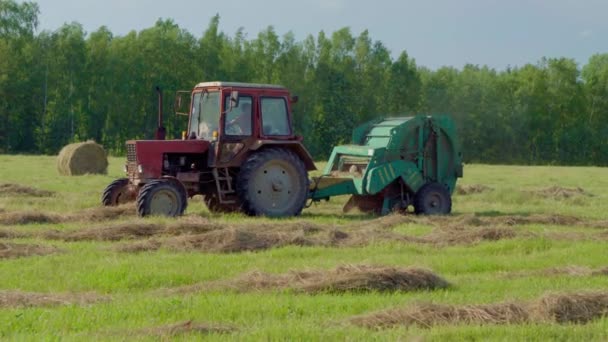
(190, 91, 220, 140)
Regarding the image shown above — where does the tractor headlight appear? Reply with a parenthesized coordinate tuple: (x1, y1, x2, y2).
(137, 164, 144, 174)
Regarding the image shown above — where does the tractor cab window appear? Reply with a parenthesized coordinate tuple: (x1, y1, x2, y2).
(224, 96, 253, 136)
(190, 91, 220, 140)
(261, 97, 290, 136)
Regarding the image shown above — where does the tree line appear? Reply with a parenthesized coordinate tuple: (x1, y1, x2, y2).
(1, 0, 607, 165)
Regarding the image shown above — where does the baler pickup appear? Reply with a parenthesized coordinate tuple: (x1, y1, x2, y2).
(308, 115, 463, 215)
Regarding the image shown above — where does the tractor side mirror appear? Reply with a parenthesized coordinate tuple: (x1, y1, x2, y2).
(174, 91, 190, 116)
(290, 95, 299, 104)
(230, 90, 239, 109)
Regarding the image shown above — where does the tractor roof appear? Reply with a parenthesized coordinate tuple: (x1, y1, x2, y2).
(195, 81, 286, 90)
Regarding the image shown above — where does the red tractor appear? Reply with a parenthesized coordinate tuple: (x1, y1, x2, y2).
(101, 82, 316, 217)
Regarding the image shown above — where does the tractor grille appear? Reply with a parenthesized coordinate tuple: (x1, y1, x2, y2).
(126, 162, 138, 179)
(126, 143, 137, 162)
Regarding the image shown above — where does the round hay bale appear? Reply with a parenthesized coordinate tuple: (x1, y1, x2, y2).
(56, 141, 108, 176)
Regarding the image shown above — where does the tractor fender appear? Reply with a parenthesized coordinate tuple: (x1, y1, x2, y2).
(248, 140, 317, 171)
(365, 160, 424, 195)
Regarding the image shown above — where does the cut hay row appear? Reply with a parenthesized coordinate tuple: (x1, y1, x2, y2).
(351, 291, 608, 329)
(0, 290, 109, 308)
(3, 204, 607, 232)
(44, 216, 220, 241)
(130, 321, 235, 337)
(0, 183, 55, 197)
(0, 204, 135, 226)
(527, 186, 593, 200)
(532, 292, 608, 323)
(165, 264, 450, 295)
(455, 184, 493, 195)
(0, 211, 65, 225)
(232, 265, 450, 294)
(116, 228, 317, 254)
(453, 184, 591, 199)
(505, 265, 608, 278)
(0, 242, 61, 259)
(419, 227, 518, 246)
(351, 302, 528, 329)
(115, 224, 518, 254)
(56, 140, 108, 176)
(0, 228, 30, 239)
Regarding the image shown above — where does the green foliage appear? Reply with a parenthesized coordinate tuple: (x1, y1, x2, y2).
(0, 6, 606, 164)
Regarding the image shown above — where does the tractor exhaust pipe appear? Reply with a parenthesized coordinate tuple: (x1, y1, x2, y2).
(155, 86, 166, 140)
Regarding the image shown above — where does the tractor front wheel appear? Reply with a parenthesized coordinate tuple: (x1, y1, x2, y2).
(237, 148, 308, 217)
(136, 180, 187, 217)
(414, 183, 452, 215)
(101, 178, 137, 206)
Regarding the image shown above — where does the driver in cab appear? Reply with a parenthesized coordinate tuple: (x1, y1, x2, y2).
(225, 102, 252, 135)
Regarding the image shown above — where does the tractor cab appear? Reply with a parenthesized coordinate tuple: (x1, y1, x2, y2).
(179, 82, 310, 169)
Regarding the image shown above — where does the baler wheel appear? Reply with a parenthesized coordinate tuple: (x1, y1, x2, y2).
(237, 148, 308, 217)
(136, 180, 187, 217)
(204, 193, 241, 213)
(101, 178, 136, 206)
(414, 183, 452, 215)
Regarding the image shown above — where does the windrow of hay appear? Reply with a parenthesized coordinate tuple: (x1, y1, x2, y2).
(0, 242, 61, 259)
(351, 291, 608, 329)
(0, 290, 109, 308)
(0, 211, 64, 225)
(350, 214, 421, 230)
(455, 184, 493, 195)
(224, 265, 450, 294)
(45, 216, 220, 241)
(358, 212, 597, 231)
(51, 217, 321, 243)
(0, 204, 135, 226)
(0, 228, 31, 239)
(527, 186, 592, 200)
(0, 183, 55, 197)
(505, 266, 608, 278)
(119, 228, 313, 253)
(531, 292, 608, 324)
(132, 321, 235, 337)
(429, 213, 585, 228)
(351, 302, 529, 329)
(113, 214, 608, 254)
(164, 265, 449, 296)
(75, 204, 136, 222)
(56, 140, 108, 176)
(420, 227, 518, 246)
(115, 222, 426, 254)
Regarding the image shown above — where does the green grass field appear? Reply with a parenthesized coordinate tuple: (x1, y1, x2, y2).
(0, 155, 607, 341)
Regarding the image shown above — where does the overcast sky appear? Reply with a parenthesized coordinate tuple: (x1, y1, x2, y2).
(30, 0, 607, 70)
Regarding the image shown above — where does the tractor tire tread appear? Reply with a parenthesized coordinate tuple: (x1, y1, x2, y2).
(413, 182, 452, 215)
(236, 148, 308, 217)
(101, 178, 130, 206)
(136, 179, 187, 217)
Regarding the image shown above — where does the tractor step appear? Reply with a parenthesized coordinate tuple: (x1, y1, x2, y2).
(213, 168, 236, 204)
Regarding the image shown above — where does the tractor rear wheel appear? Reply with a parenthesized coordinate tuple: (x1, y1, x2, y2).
(136, 180, 187, 217)
(101, 178, 136, 206)
(236, 148, 308, 217)
(414, 183, 452, 215)
(203, 193, 241, 213)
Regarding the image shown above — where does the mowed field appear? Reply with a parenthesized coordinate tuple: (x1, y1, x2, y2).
(0, 155, 607, 341)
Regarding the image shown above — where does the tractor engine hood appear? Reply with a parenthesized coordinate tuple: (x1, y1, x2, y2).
(126, 139, 210, 180)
